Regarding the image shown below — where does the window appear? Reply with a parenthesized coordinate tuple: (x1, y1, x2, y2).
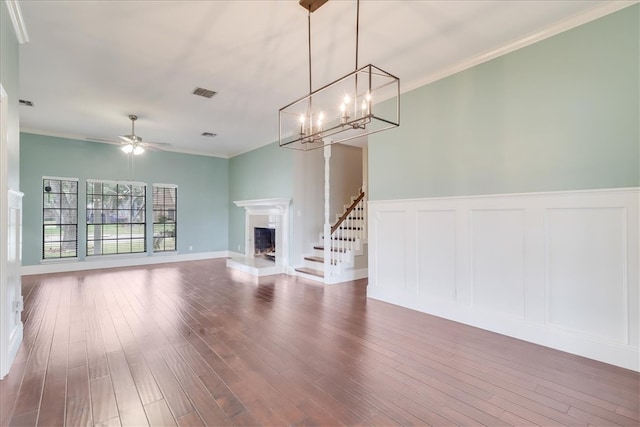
(43, 177, 78, 259)
(87, 180, 146, 256)
(152, 184, 177, 252)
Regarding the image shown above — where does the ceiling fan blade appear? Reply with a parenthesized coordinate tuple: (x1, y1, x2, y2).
(86, 137, 122, 146)
(119, 135, 134, 143)
(142, 141, 171, 148)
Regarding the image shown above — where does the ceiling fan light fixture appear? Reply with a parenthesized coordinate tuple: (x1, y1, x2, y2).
(121, 144, 134, 154)
(133, 145, 145, 155)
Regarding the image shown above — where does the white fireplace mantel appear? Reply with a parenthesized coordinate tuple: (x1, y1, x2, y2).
(230, 198, 291, 276)
(234, 198, 291, 216)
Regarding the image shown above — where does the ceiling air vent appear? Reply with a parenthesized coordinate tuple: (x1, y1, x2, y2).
(201, 132, 217, 138)
(19, 99, 34, 107)
(192, 87, 217, 98)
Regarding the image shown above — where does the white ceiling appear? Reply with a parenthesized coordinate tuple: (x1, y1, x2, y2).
(16, 0, 631, 158)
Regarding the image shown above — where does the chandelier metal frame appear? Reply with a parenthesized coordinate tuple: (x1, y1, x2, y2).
(279, 0, 400, 151)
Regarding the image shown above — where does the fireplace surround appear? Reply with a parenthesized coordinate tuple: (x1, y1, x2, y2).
(227, 198, 291, 276)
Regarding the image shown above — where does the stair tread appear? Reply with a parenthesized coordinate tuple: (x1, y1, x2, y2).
(304, 256, 337, 265)
(295, 267, 324, 278)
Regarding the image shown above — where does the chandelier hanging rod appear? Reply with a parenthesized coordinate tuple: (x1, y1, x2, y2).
(307, 10, 312, 96)
(355, 0, 360, 70)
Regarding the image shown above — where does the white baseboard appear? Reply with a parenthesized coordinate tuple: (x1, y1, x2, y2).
(0, 323, 22, 380)
(21, 251, 231, 275)
(324, 268, 369, 285)
(368, 187, 639, 371)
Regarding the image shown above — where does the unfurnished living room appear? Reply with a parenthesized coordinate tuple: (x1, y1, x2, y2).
(1, 0, 639, 426)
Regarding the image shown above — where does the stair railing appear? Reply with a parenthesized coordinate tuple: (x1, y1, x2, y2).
(329, 190, 365, 273)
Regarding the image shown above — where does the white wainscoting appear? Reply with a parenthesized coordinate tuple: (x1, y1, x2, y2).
(368, 188, 639, 371)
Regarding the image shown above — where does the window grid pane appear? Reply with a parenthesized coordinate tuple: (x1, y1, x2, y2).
(153, 186, 177, 252)
(87, 181, 146, 256)
(43, 178, 78, 259)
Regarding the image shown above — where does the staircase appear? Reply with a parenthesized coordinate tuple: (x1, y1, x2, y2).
(295, 190, 367, 284)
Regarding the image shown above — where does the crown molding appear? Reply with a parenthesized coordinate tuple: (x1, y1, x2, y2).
(402, 1, 638, 94)
(4, 0, 29, 44)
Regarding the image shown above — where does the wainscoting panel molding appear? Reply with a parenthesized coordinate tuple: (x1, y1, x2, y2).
(373, 210, 407, 292)
(546, 207, 627, 342)
(416, 210, 457, 301)
(368, 188, 639, 371)
(471, 209, 526, 318)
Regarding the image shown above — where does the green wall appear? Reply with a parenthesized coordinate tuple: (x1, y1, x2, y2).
(369, 5, 640, 201)
(20, 133, 229, 265)
(228, 142, 293, 253)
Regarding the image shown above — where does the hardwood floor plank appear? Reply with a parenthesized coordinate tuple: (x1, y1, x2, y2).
(144, 400, 177, 427)
(5, 260, 637, 427)
(175, 412, 205, 427)
(66, 365, 92, 426)
(11, 370, 45, 417)
(535, 384, 638, 426)
(93, 416, 121, 427)
(164, 359, 228, 426)
(123, 352, 163, 406)
(172, 343, 246, 418)
(86, 327, 109, 380)
(36, 363, 66, 427)
(143, 351, 195, 419)
(9, 410, 38, 427)
(113, 386, 149, 427)
(106, 351, 136, 391)
(90, 376, 119, 424)
(0, 360, 28, 426)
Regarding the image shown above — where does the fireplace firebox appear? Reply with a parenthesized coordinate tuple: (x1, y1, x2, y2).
(254, 227, 276, 259)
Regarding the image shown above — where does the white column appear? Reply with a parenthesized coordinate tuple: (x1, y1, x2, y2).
(323, 144, 332, 277)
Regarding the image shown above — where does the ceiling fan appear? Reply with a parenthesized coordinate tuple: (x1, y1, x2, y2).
(87, 114, 171, 155)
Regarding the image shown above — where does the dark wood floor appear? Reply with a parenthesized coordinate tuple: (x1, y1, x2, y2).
(1, 259, 638, 426)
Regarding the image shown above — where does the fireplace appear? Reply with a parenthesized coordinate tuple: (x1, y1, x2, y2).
(254, 227, 276, 259)
(228, 198, 291, 277)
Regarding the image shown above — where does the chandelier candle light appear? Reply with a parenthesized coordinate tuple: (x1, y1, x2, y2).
(279, 0, 400, 150)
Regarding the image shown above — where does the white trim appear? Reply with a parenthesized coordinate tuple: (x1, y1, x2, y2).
(402, 1, 639, 94)
(152, 183, 178, 188)
(368, 187, 640, 205)
(4, 0, 29, 44)
(233, 198, 291, 212)
(22, 251, 230, 276)
(324, 268, 368, 285)
(9, 189, 24, 199)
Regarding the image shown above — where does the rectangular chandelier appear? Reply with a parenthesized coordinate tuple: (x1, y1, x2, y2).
(279, 63, 400, 151)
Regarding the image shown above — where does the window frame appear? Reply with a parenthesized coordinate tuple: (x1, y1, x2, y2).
(152, 184, 178, 252)
(42, 176, 79, 260)
(86, 179, 147, 256)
